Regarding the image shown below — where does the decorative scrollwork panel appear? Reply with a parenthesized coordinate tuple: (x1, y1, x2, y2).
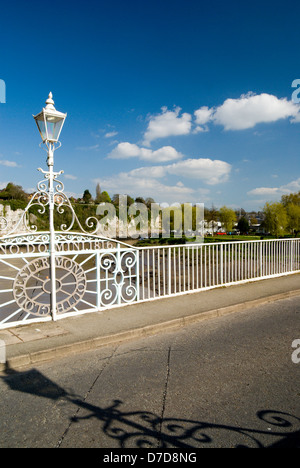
(0, 255, 52, 326)
(0, 232, 140, 329)
(98, 249, 139, 307)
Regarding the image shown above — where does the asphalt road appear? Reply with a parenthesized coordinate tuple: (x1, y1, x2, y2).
(0, 295, 300, 449)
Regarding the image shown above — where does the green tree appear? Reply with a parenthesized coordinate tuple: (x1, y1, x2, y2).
(219, 206, 237, 233)
(263, 202, 288, 237)
(97, 191, 111, 204)
(205, 205, 219, 235)
(135, 197, 146, 205)
(237, 216, 250, 234)
(161, 205, 182, 236)
(112, 194, 120, 206)
(0, 182, 27, 201)
(145, 197, 155, 209)
(281, 191, 300, 207)
(127, 195, 135, 207)
(111, 194, 133, 205)
(82, 189, 92, 204)
(286, 203, 300, 236)
(95, 183, 102, 203)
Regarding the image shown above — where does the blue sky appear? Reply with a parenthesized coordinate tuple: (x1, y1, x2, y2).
(0, 0, 300, 210)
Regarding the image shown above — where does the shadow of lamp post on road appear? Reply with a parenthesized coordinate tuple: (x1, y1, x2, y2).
(1, 367, 300, 448)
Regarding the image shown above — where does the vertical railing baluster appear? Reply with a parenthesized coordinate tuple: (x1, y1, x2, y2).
(96, 252, 101, 310)
(168, 247, 172, 296)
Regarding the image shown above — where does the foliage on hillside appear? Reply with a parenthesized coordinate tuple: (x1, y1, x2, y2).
(1, 182, 300, 238)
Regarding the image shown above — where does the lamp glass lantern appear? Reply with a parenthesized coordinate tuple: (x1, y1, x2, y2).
(33, 93, 67, 143)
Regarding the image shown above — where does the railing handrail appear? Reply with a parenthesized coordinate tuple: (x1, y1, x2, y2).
(135, 238, 300, 250)
(0, 235, 299, 329)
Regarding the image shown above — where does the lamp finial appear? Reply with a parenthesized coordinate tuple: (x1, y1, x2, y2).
(45, 92, 55, 110)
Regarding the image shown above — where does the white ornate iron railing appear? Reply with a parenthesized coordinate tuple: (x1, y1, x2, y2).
(137, 238, 300, 301)
(0, 235, 299, 329)
(1, 95, 299, 330)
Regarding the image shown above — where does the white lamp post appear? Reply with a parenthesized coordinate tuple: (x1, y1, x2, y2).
(33, 93, 67, 320)
(33, 92, 66, 143)
(33, 92, 67, 165)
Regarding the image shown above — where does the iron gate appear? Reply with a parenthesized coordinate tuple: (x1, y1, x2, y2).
(0, 232, 139, 329)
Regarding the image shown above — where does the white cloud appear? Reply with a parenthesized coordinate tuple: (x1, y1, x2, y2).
(94, 169, 214, 204)
(0, 160, 20, 168)
(194, 106, 214, 132)
(193, 126, 209, 134)
(248, 178, 300, 198)
(64, 174, 78, 180)
(197, 92, 300, 131)
(282, 178, 300, 193)
(150, 146, 183, 162)
(110, 157, 231, 186)
(105, 131, 118, 138)
(126, 166, 167, 179)
(143, 107, 192, 146)
(166, 158, 232, 185)
(108, 142, 183, 162)
(108, 142, 141, 159)
(112, 93, 300, 153)
(94, 155, 231, 203)
(75, 144, 100, 151)
(94, 173, 195, 204)
(248, 187, 280, 196)
(126, 93, 300, 149)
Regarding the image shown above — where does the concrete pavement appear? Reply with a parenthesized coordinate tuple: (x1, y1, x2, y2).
(1, 273, 300, 372)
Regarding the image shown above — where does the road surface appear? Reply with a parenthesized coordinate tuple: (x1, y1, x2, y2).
(0, 295, 299, 448)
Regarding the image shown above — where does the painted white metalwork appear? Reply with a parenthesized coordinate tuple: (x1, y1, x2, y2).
(137, 239, 300, 301)
(0, 94, 299, 330)
(0, 93, 140, 328)
(98, 245, 139, 307)
(0, 233, 140, 328)
(33, 92, 67, 144)
(13, 256, 87, 316)
(0, 235, 299, 329)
